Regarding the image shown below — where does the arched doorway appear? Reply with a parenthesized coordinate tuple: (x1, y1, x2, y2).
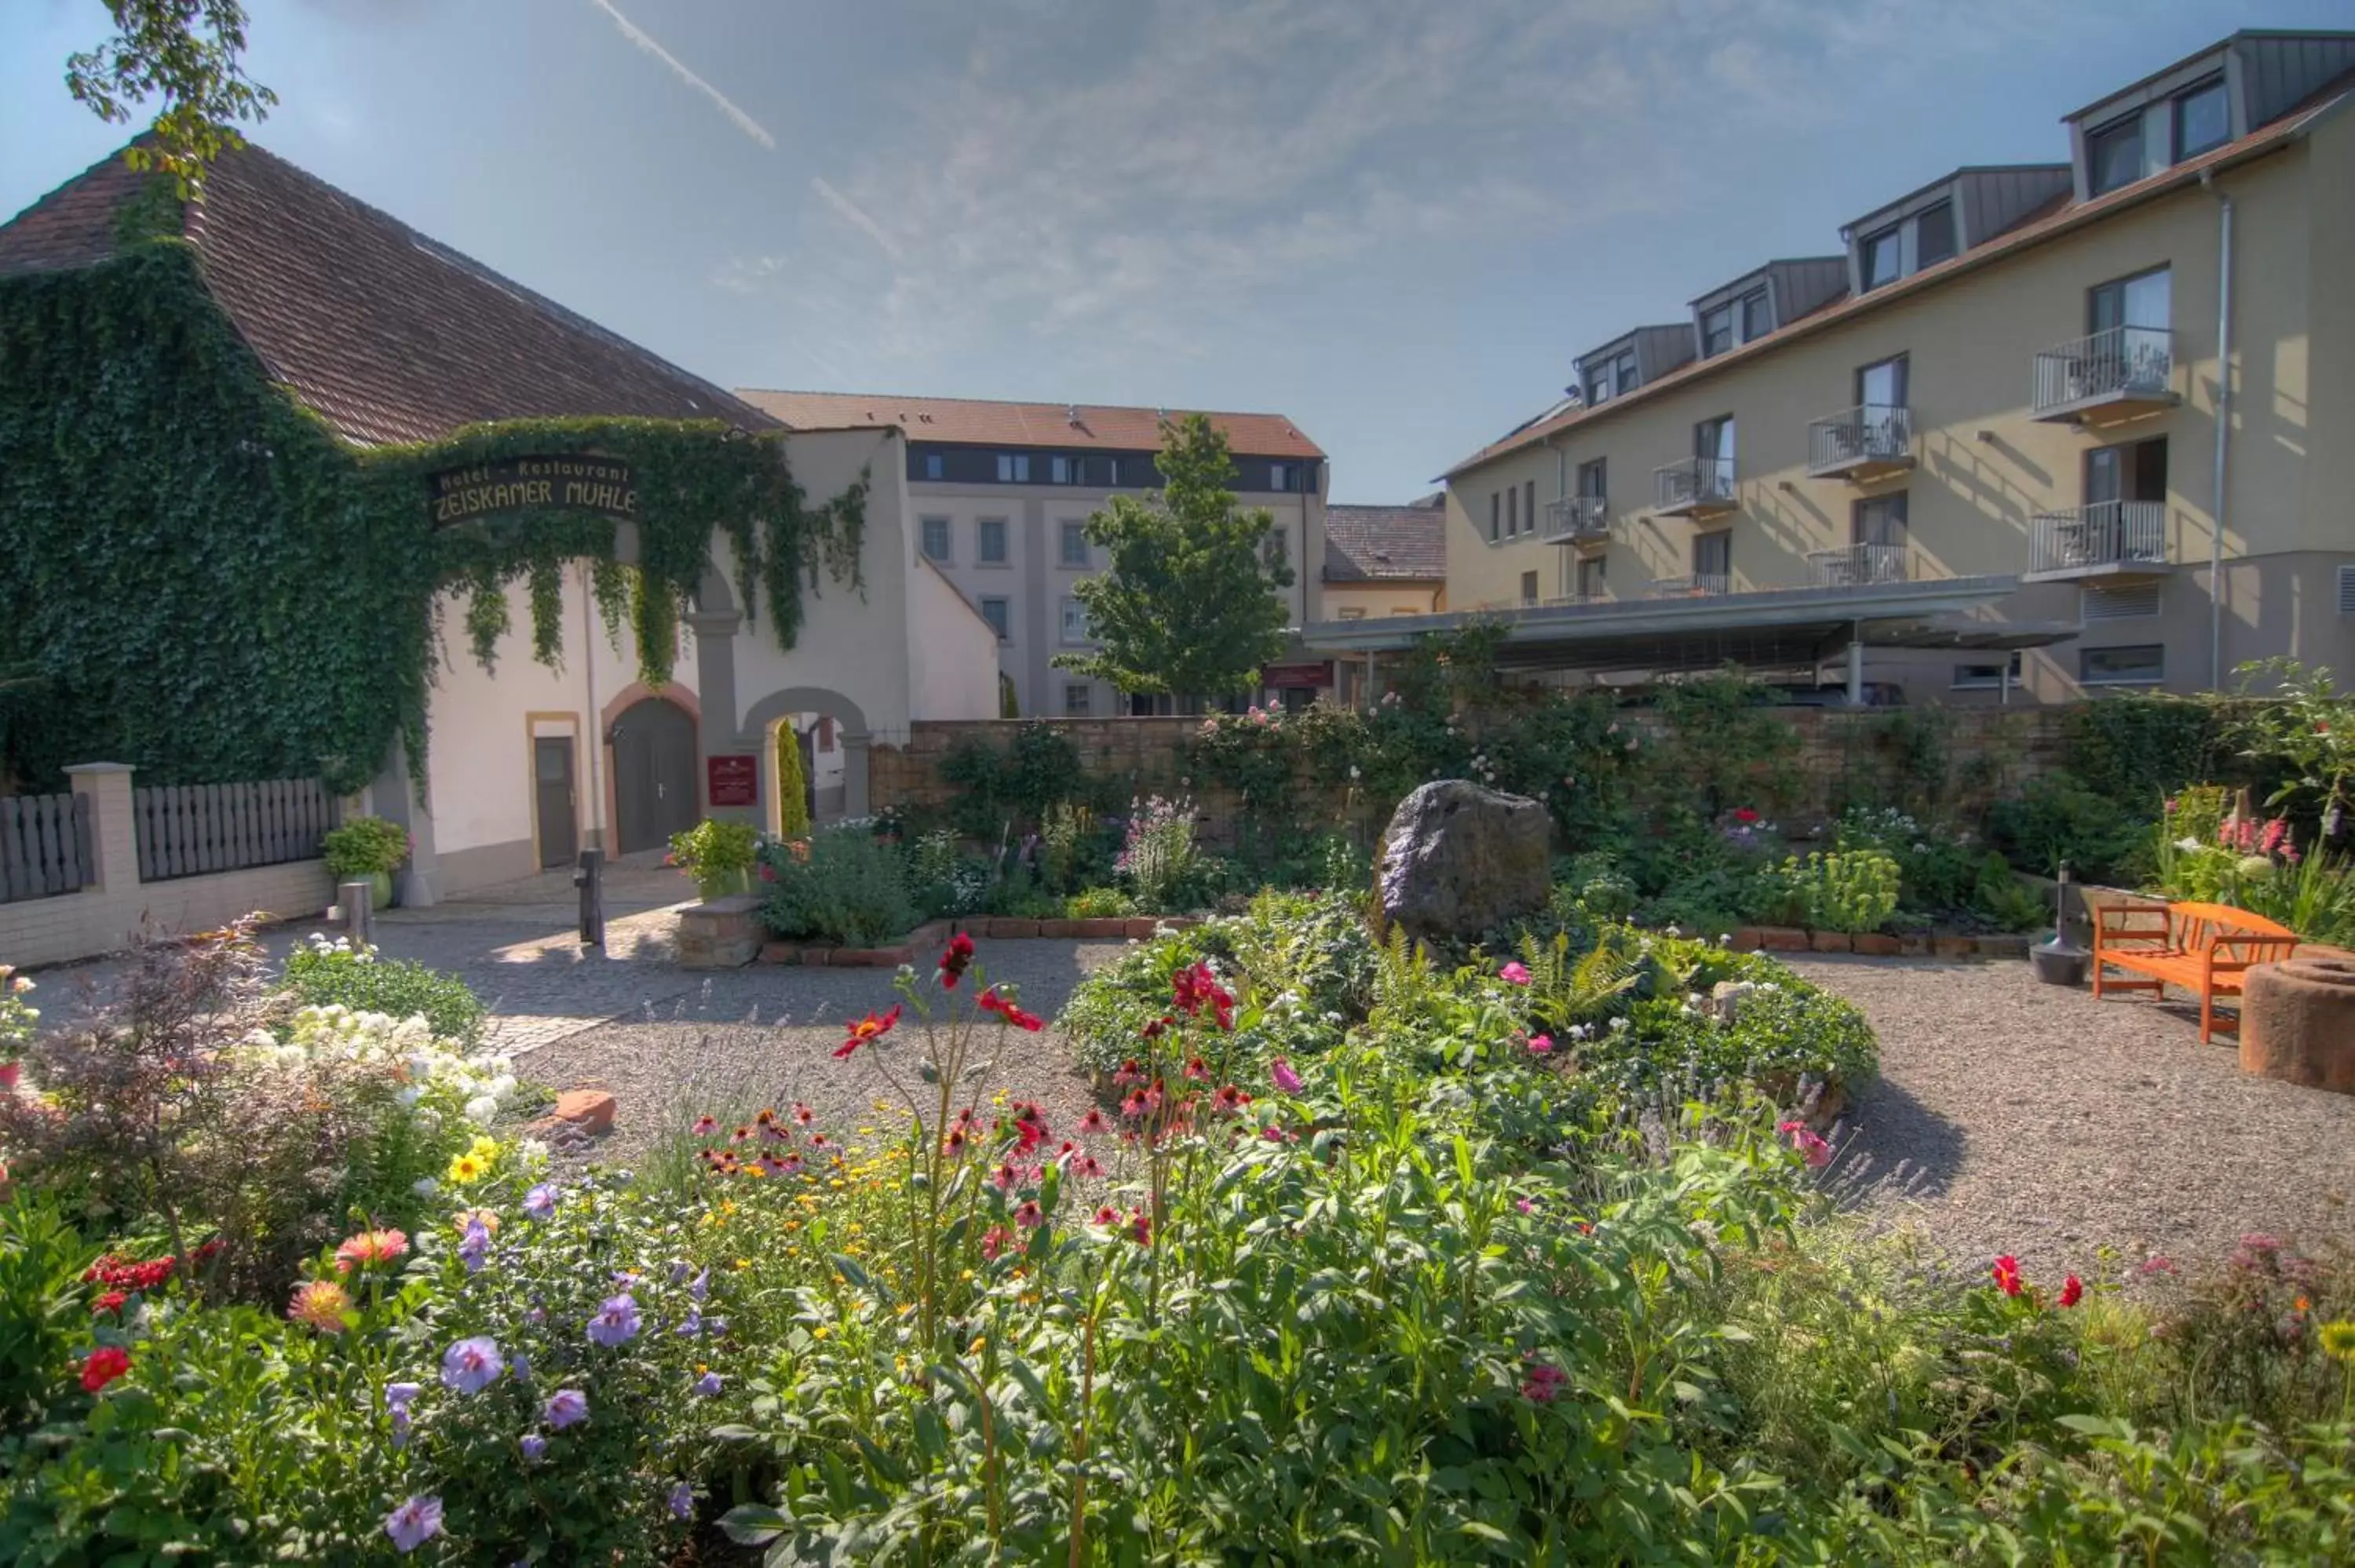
(739, 687, 871, 830)
(610, 696, 699, 853)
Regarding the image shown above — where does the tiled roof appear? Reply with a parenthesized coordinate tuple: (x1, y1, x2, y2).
(734, 388, 1324, 459)
(1443, 70, 2354, 480)
(0, 143, 777, 446)
(1323, 497, 1447, 583)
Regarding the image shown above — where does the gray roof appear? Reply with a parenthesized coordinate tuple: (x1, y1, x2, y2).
(1322, 498, 1446, 582)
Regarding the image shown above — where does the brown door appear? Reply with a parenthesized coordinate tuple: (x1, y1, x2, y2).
(612, 698, 699, 854)
(535, 738, 578, 869)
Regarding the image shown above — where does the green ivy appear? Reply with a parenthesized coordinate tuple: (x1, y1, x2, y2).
(0, 231, 865, 793)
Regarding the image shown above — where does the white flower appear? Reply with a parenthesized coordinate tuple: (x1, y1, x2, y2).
(9, 975, 31, 994)
(463, 1095, 499, 1125)
(1609, 1018, 1629, 1033)
(396, 1086, 424, 1108)
(1664, 924, 1681, 939)
(2175, 837, 2203, 852)
(412, 1177, 440, 1198)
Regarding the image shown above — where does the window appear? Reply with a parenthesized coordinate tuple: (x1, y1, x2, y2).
(2090, 265, 2171, 334)
(1857, 353, 1908, 412)
(920, 516, 952, 562)
(1524, 481, 1536, 537)
(1337, 607, 1367, 621)
(2082, 581, 2162, 620)
(1106, 458, 1121, 487)
(1050, 455, 1084, 484)
(1700, 303, 1734, 357)
(1576, 458, 1607, 499)
(2087, 115, 2145, 195)
(1059, 596, 1091, 644)
(2340, 564, 2355, 616)
(1853, 490, 1908, 547)
(1586, 347, 1637, 403)
(1506, 486, 1517, 537)
(1064, 683, 1092, 717)
(1489, 491, 1501, 543)
(1520, 570, 1539, 606)
(922, 451, 944, 480)
(1915, 201, 1956, 269)
(2085, 436, 2168, 505)
(1060, 521, 1089, 567)
(1952, 651, 2023, 690)
(2081, 644, 2164, 686)
(1268, 462, 1293, 492)
(2173, 78, 2228, 162)
(1693, 530, 1731, 585)
(1576, 553, 1607, 599)
(1739, 289, 1772, 343)
(1264, 524, 1289, 567)
(995, 453, 1031, 483)
(1696, 414, 1736, 494)
(817, 717, 834, 751)
(977, 517, 1008, 564)
(1861, 226, 1902, 290)
(979, 596, 1011, 642)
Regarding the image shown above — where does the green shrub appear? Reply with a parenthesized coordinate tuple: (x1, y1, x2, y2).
(1756, 849, 1901, 932)
(1566, 950, 1881, 1108)
(665, 817, 757, 895)
(1115, 794, 1206, 910)
(281, 935, 486, 1045)
(1063, 885, 1137, 919)
(320, 815, 409, 877)
(0, 1202, 97, 1429)
(755, 824, 917, 945)
(1987, 772, 2151, 881)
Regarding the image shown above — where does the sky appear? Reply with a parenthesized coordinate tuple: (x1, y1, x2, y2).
(4, 0, 2346, 501)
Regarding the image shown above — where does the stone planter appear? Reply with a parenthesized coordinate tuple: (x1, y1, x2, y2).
(2240, 957, 2355, 1093)
(677, 895, 761, 970)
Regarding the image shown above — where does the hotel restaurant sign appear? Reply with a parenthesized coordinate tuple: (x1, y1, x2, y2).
(429, 455, 637, 527)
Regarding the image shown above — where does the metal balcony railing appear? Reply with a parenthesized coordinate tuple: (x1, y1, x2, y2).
(1543, 494, 1609, 542)
(1806, 543, 1909, 587)
(1648, 573, 1732, 598)
(1806, 403, 1914, 477)
(2032, 325, 2175, 419)
(2026, 500, 2168, 577)
(1539, 592, 1610, 608)
(1654, 457, 1736, 514)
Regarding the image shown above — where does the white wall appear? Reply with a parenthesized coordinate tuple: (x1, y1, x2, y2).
(910, 556, 1002, 721)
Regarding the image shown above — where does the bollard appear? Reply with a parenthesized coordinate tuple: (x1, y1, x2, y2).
(575, 848, 604, 946)
(337, 879, 374, 946)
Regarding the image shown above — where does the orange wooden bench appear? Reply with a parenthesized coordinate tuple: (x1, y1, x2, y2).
(2090, 899, 2300, 1044)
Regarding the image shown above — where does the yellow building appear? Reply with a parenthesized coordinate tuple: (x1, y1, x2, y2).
(1416, 29, 2355, 702)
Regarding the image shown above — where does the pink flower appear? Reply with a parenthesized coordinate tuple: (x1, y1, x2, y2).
(1525, 1034, 1553, 1056)
(980, 1225, 1013, 1261)
(1776, 1120, 1831, 1168)
(1269, 1057, 1304, 1095)
(1520, 1360, 1566, 1403)
(1499, 962, 1532, 986)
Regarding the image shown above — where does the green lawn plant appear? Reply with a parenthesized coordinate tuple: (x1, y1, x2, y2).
(281, 931, 487, 1045)
(1760, 848, 1901, 933)
(666, 816, 758, 899)
(322, 815, 410, 879)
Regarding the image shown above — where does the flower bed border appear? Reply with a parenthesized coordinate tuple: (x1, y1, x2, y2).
(758, 915, 1203, 967)
(1731, 927, 2032, 961)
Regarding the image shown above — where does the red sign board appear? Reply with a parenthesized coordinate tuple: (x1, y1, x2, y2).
(706, 754, 758, 808)
(1263, 663, 1333, 690)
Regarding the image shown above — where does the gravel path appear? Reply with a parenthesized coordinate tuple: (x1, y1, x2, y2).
(1791, 955, 2355, 1285)
(515, 939, 1130, 1163)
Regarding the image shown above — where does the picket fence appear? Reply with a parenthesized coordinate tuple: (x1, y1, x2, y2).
(0, 793, 94, 904)
(133, 779, 338, 884)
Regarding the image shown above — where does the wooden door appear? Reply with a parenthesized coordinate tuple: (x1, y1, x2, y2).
(535, 738, 577, 869)
(612, 698, 699, 854)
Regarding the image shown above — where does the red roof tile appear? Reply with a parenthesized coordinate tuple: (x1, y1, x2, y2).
(0, 143, 777, 445)
(735, 388, 1324, 459)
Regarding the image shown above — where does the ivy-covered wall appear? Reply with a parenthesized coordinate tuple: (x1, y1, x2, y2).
(0, 237, 861, 793)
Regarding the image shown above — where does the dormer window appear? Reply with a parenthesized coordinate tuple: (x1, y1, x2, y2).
(1915, 202, 1955, 269)
(2173, 77, 2228, 160)
(2087, 115, 2144, 195)
(1700, 304, 1734, 358)
(1585, 347, 1638, 404)
(1861, 228, 1902, 291)
(1740, 290, 1771, 342)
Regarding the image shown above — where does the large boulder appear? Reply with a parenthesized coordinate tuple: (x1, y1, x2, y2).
(2240, 957, 2355, 1094)
(1377, 781, 1552, 945)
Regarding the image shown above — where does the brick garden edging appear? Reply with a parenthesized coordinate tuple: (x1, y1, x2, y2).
(1732, 927, 2033, 961)
(757, 915, 1204, 968)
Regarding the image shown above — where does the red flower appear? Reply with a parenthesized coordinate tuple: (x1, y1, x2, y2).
(1079, 1109, 1108, 1135)
(1126, 1209, 1152, 1247)
(834, 1004, 903, 1059)
(1183, 1056, 1210, 1082)
(1991, 1255, 2023, 1297)
(1140, 1018, 1167, 1041)
(1091, 1205, 1122, 1227)
(1521, 1360, 1567, 1403)
(91, 1291, 126, 1315)
(2058, 1274, 2083, 1308)
(80, 1345, 130, 1393)
(978, 988, 1045, 1032)
(980, 1225, 1013, 1261)
(1171, 962, 1232, 1026)
(1113, 1059, 1146, 1087)
(937, 932, 976, 988)
(1212, 1084, 1251, 1115)
(1732, 808, 1760, 824)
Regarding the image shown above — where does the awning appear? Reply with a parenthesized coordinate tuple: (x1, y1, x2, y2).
(1299, 576, 2072, 676)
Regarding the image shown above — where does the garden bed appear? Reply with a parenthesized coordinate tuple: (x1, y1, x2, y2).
(751, 914, 1204, 967)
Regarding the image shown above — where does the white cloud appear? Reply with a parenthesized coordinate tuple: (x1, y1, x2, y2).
(810, 177, 905, 264)
(586, 0, 776, 150)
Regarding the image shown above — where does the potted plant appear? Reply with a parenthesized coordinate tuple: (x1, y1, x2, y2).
(323, 815, 411, 912)
(0, 964, 33, 1091)
(667, 819, 760, 902)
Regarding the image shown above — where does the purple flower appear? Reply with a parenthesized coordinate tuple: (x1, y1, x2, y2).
(687, 1267, 708, 1303)
(706, 1316, 728, 1338)
(544, 1387, 589, 1429)
(385, 1381, 422, 1412)
(670, 1259, 692, 1285)
(586, 1293, 641, 1347)
(458, 1221, 491, 1274)
(524, 1305, 547, 1326)
(667, 1481, 694, 1519)
(523, 1183, 557, 1220)
(694, 1370, 723, 1396)
(509, 1351, 531, 1383)
(676, 1309, 703, 1337)
(384, 1494, 444, 1554)
(440, 1335, 505, 1395)
(520, 1431, 547, 1460)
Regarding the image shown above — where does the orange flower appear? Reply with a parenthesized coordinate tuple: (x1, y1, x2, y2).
(334, 1228, 409, 1274)
(834, 1005, 903, 1059)
(288, 1278, 352, 1333)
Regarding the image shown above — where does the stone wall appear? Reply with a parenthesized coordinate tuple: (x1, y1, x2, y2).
(867, 706, 2078, 834)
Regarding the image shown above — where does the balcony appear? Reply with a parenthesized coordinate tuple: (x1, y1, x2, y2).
(1543, 494, 1610, 543)
(1653, 457, 1736, 518)
(1806, 544, 1909, 587)
(1539, 592, 1611, 608)
(2025, 500, 2169, 580)
(2032, 326, 2178, 422)
(1648, 573, 1732, 599)
(1806, 403, 1914, 480)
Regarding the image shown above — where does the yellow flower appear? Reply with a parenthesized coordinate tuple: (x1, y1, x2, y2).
(967, 1335, 987, 1355)
(960, 1269, 975, 1282)
(454, 1208, 500, 1234)
(469, 1134, 499, 1160)
(735, 1258, 751, 1271)
(447, 1153, 486, 1184)
(2322, 1321, 2355, 1364)
(812, 1325, 830, 1340)
(897, 1303, 915, 1317)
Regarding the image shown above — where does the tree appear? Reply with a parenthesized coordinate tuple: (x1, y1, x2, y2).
(66, 2, 277, 194)
(1055, 414, 1294, 699)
